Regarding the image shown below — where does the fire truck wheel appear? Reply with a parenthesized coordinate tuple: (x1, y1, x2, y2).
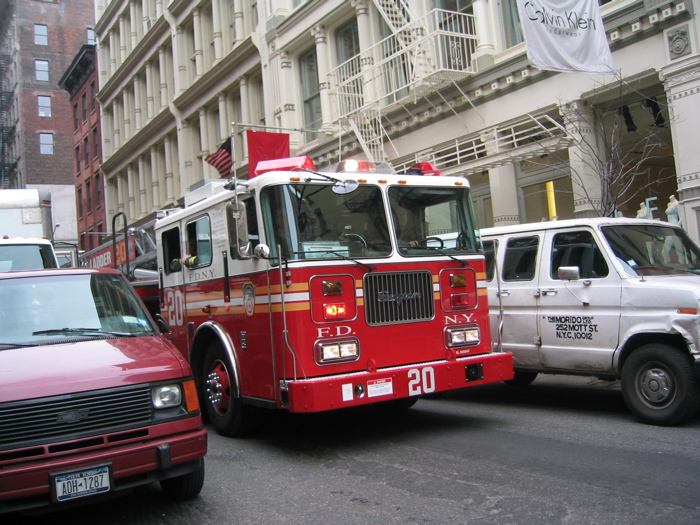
(203, 343, 261, 437)
(621, 344, 700, 426)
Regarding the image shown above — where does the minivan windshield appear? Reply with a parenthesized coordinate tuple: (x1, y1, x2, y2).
(602, 224, 700, 275)
(0, 273, 157, 347)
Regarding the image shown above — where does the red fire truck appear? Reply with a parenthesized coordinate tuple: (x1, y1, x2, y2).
(154, 158, 513, 436)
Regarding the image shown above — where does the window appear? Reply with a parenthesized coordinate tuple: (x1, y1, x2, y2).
(75, 145, 81, 172)
(84, 137, 90, 166)
(82, 93, 87, 121)
(185, 216, 213, 267)
(299, 47, 321, 141)
(501, 1, 524, 48)
(34, 24, 48, 45)
(87, 28, 95, 45)
(95, 173, 102, 207)
(77, 187, 83, 218)
(502, 236, 539, 281)
(551, 231, 608, 280)
(39, 133, 53, 154)
(86, 179, 92, 213)
(38, 95, 51, 117)
(90, 82, 96, 112)
(92, 127, 99, 158)
(35, 60, 49, 82)
(162, 227, 182, 275)
(73, 104, 79, 131)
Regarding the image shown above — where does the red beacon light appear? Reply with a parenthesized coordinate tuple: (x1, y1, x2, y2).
(254, 156, 317, 176)
(406, 162, 443, 176)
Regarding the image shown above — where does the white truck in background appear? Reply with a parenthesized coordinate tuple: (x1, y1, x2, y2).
(0, 189, 59, 270)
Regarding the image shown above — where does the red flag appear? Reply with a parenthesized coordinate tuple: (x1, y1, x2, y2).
(204, 137, 233, 177)
(247, 131, 290, 178)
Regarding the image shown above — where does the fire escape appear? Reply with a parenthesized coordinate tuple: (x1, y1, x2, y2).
(328, 1, 478, 163)
(0, 1, 17, 189)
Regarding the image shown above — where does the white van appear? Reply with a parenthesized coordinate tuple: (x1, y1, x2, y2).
(480, 217, 700, 426)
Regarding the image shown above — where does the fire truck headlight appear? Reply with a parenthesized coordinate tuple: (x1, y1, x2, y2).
(446, 326, 480, 348)
(152, 384, 182, 408)
(317, 340, 359, 363)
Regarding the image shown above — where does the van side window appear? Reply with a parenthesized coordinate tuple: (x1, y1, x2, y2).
(483, 239, 497, 281)
(551, 230, 609, 279)
(186, 216, 212, 267)
(162, 227, 181, 275)
(502, 236, 539, 281)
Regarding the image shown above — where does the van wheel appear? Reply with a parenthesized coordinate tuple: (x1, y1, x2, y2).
(505, 371, 538, 387)
(621, 344, 700, 426)
(160, 462, 205, 500)
(202, 342, 261, 437)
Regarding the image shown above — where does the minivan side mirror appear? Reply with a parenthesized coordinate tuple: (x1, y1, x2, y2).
(558, 266, 580, 281)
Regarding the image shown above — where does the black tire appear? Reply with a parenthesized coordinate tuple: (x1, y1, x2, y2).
(621, 344, 700, 426)
(202, 342, 261, 437)
(505, 371, 538, 387)
(160, 463, 205, 501)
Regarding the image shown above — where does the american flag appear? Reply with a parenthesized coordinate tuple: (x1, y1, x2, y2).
(204, 137, 233, 177)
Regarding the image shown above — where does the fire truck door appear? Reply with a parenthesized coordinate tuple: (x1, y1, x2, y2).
(159, 225, 187, 337)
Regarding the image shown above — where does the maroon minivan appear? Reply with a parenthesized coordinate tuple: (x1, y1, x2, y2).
(0, 268, 207, 514)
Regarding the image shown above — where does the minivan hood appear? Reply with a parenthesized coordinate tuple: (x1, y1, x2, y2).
(0, 336, 189, 403)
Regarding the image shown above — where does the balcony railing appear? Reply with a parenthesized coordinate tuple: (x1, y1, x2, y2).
(329, 9, 478, 121)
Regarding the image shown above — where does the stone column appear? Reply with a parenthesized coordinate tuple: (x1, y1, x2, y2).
(561, 101, 603, 218)
(138, 154, 148, 216)
(472, 0, 495, 69)
(122, 90, 132, 141)
(145, 61, 154, 121)
(119, 15, 127, 64)
(660, 54, 700, 242)
(212, 0, 223, 63)
(109, 30, 118, 76)
(311, 24, 333, 131)
(133, 73, 143, 131)
(129, 0, 138, 50)
(483, 129, 520, 226)
(164, 134, 175, 205)
(158, 46, 168, 110)
(352, 0, 375, 105)
(233, 0, 244, 46)
(150, 145, 160, 210)
(127, 164, 136, 219)
(192, 8, 204, 79)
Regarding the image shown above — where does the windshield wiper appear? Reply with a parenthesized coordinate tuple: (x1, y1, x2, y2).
(310, 250, 376, 272)
(402, 245, 469, 267)
(32, 328, 137, 337)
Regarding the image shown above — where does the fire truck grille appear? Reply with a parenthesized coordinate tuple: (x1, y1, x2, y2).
(364, 270, 435, 325)
(0, 385, 153, 450)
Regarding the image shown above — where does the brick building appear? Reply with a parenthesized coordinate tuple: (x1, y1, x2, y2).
(59, 44, 106, 252)
(0, 0, 97, 251)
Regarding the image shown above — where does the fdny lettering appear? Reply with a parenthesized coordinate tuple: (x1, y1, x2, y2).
(444, 313, 475, 324)
(317, 325, 353, 338)
(189, 269, 216, 281)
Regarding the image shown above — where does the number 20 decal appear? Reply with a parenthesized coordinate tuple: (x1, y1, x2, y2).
(408, 367, 436, 396)
(164, 289, 184, 326)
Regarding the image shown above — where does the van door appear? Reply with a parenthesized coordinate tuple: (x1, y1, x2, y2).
(490, 234, 543, 368)
(536, 228, 621, 373)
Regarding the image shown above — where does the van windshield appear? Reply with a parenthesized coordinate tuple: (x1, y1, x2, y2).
(601, 224, 700, 275)
(0, 273, 157, 347)
(0, 244, 57, 271)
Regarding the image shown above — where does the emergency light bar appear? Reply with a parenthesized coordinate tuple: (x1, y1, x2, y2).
(335, 159, 395, 174)
(254, 156, 317, 176)
(405, 162, 443, 176)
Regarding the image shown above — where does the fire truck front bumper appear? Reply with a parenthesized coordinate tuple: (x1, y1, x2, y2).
(283, 352, 514, 413)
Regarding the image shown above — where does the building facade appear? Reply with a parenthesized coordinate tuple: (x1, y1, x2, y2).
(93, 0, 700, 241)
(0, 0, 97, 250)
(59, 44, 107, 252)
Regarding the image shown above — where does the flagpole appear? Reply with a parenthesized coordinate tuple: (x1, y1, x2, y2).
(231, 122, 238, 179)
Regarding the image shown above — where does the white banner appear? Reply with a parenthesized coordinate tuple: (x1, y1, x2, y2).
(516, 0, 615, 75)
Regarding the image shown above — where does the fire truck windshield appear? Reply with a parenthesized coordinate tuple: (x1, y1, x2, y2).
(388, 186, 479, 256)
(261, 183, 391, 262)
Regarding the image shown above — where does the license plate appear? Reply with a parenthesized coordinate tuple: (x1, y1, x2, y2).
(52, 464, 112, 502)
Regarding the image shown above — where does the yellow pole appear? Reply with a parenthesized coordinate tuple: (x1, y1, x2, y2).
(546, 181, 557, 220)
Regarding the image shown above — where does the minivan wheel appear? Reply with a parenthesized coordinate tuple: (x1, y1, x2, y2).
(505, 371, 538, 387)
(621, 344, 700, 426)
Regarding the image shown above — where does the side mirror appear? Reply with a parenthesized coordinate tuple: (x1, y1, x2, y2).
(254, 243, 271, 259)
(558, 266, 580, 281)
(154, 314, 171, 335)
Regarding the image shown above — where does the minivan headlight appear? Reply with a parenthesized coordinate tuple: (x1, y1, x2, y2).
(152, 384, 182, 408)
